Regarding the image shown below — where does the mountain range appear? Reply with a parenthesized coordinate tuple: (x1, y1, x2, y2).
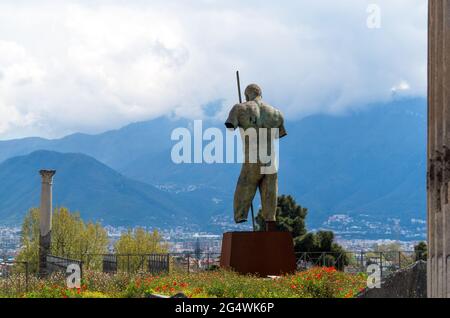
(0, 150, 201, 227)
(0, 97, 427, 239)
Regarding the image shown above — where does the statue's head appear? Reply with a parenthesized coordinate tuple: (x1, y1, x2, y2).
(244, 84, 262, 102)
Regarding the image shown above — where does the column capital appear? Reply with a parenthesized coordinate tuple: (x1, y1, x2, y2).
(39, 170, 56, 183)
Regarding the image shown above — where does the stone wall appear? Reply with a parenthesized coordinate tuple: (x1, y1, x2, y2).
(358, 261, 427, 298)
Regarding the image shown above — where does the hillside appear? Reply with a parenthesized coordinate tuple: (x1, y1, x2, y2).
(0, 151, 198, 227)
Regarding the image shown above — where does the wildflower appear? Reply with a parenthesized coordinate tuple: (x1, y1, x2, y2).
(324, 267, 336, 273)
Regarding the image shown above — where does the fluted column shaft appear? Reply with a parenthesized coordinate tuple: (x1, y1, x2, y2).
(428, 0, 450, 298)
(38, 170, 56, 277)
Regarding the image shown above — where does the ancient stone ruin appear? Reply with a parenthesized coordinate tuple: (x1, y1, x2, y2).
(38, 170, 55, 277)
(427, 0, 450, 298)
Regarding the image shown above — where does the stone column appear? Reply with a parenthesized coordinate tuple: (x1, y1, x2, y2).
(443, 0, 450, 298)
(428, 0, 450, 298)
(38, 170, 56, 277)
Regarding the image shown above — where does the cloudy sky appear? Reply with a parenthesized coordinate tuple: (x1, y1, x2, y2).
(0, 0, 427, 139)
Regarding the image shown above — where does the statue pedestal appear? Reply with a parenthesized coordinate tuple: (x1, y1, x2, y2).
(220, 231, 296, 276)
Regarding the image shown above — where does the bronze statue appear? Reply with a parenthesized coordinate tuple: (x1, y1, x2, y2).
(225, 83, 287, 231)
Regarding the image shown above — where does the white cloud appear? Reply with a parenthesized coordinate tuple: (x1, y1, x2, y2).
(392, 80, 411, 93)
(0, 0, 428, 139)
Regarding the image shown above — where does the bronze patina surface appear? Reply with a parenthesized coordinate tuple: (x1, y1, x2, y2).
(225, 84, 287, 225)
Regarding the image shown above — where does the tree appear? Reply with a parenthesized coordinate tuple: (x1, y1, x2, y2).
(194, 238, 202, 259)
(373, 242, 402, 253)
(114, 227, 168, 255)
(294, 233, 316, 253)
(295, 230, 349, 270)
(367, 242, 416, 270)
(316, 231, 334, 251)
(256, 195, 348, 269)
(414, 242, 427, 262)
(16, 207, 109, 272)
(114, 227, 168, 273)
(16, 209, 40, 272)
(256, 195, 307, 238)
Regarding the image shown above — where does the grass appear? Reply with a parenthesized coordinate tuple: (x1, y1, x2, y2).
(0, 267, 367, 298)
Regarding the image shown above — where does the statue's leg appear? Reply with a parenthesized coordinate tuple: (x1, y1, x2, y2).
(259, 172, 278, 222)
(233, 164, 260, 224)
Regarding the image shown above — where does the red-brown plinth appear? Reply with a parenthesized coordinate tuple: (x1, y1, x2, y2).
(220, 231, 296, 276)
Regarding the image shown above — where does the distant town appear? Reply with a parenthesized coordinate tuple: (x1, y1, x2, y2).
(0, 223, 422, 261)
